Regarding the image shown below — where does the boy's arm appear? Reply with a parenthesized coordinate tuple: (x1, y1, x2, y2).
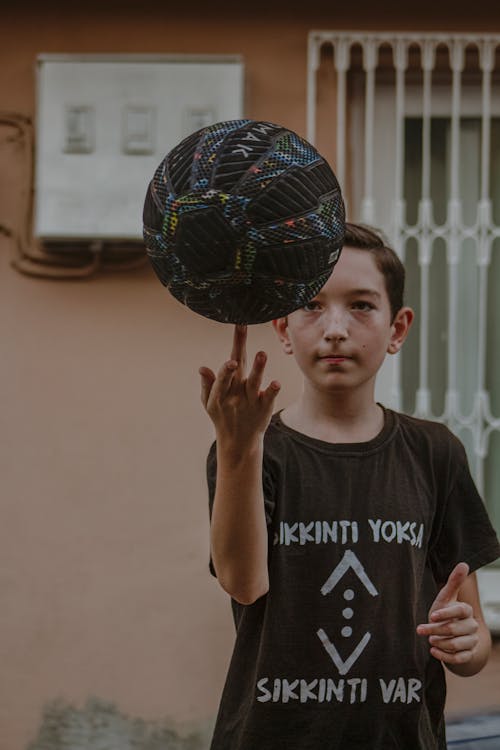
(200, 325, 280, 606)
(417, 562, 492, 677)
(211, 436, 269, 605)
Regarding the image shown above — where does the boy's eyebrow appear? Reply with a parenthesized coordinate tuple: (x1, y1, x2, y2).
(313, 288, 383, 301)
(349, 288, 382, 299)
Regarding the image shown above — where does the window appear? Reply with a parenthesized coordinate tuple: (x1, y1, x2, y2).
(308, 32, 500, 542)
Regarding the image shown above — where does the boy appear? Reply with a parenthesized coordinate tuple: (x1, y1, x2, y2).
(199, 223, 500, 750)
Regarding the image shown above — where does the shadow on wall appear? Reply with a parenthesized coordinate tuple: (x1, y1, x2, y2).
(27, 697, 214, 750)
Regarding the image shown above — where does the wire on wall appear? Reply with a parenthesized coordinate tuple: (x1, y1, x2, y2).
(0, 112, 148, 280)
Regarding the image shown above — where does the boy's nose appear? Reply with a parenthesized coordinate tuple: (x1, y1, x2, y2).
(322, 308, 348, 341)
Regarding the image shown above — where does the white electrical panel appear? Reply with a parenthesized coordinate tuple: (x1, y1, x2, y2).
(35, 55, 244, 241)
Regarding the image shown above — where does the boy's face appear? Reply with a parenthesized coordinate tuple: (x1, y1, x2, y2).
(273, 245, 413, 396)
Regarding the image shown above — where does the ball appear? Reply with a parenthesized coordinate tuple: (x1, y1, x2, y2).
(143, 119, 345, 324)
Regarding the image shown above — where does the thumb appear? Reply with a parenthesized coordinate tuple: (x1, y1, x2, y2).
(430, 562, 470, 613)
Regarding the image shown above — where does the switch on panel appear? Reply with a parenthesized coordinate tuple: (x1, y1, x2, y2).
(122, 105, 155, 155)
(64, 105, 94, 153)
(185, 108, 215, 135)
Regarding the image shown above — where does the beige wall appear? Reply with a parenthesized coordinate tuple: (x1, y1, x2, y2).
(2, 3, 500, 749)
(0, 237, 301, 747)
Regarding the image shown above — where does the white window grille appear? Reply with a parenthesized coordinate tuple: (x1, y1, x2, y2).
(307, 32, 500, 575)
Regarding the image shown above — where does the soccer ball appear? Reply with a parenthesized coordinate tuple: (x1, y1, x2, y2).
(143, 119, 345, 325)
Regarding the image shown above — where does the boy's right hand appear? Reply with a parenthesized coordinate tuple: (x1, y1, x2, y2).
(199, 324, 281, 446)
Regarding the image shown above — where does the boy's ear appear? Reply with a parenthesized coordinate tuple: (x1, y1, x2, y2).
(387, 307, 414, 355)
(272, 317, 293, 355)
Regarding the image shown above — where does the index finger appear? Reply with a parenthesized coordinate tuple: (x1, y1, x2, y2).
(230, 324, 247, 370)
(434, 562, 470, 608)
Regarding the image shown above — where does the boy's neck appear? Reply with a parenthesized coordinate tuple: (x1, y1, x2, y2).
(281, 388, 385, 444)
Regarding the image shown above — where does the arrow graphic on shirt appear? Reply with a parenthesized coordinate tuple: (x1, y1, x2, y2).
(320, 549, 378, 596)
(317, 549, 379, 675)
(317, 629, 372, 676)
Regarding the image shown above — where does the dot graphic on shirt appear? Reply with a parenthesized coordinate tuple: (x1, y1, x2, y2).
(341, 592, 355, 637)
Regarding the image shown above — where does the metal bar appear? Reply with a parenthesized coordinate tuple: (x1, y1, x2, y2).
(480, 41, 494, 204)
(391, 40, 409, 411)
(361, 40, 377, 224)
(475, 42, 496, 495)
(446, 41, 465, 419)
(306, 31, 500, 45)
(477, 262, 489, 404)
(306, 33, 321, 144)
(334, 40, 350, 191)
(421, 41, 435, 202)
(416, 244, 432, 417)
(394, 41, 408, 211)
(449, 42, 464, 202)
(475, 41, 494, 438)
(415, 41, 436, 418)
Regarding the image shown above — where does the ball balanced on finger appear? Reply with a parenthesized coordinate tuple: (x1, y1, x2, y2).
(143, 119, 345, 325)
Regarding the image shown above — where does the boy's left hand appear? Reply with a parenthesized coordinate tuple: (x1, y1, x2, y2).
(416, 562, 479, 666)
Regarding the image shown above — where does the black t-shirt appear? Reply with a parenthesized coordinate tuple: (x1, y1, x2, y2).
(207, 409, 500, 750)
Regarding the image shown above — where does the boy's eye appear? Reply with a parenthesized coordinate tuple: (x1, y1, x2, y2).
(352, 301, 375, 311)
(303, 300, 321, 311)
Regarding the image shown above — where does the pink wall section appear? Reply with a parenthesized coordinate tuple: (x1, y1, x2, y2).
(2, 3, 500, 748)
(0, 236, 303, 748)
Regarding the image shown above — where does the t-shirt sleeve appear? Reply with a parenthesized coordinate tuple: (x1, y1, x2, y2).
(205, 440, 277, 577)
(428, 433, 500, 585)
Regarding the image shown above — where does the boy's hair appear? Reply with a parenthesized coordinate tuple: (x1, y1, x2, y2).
(344, 222, 405, 321)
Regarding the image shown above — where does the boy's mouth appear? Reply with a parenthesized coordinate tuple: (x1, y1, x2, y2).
(318, 354, 352, 364)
